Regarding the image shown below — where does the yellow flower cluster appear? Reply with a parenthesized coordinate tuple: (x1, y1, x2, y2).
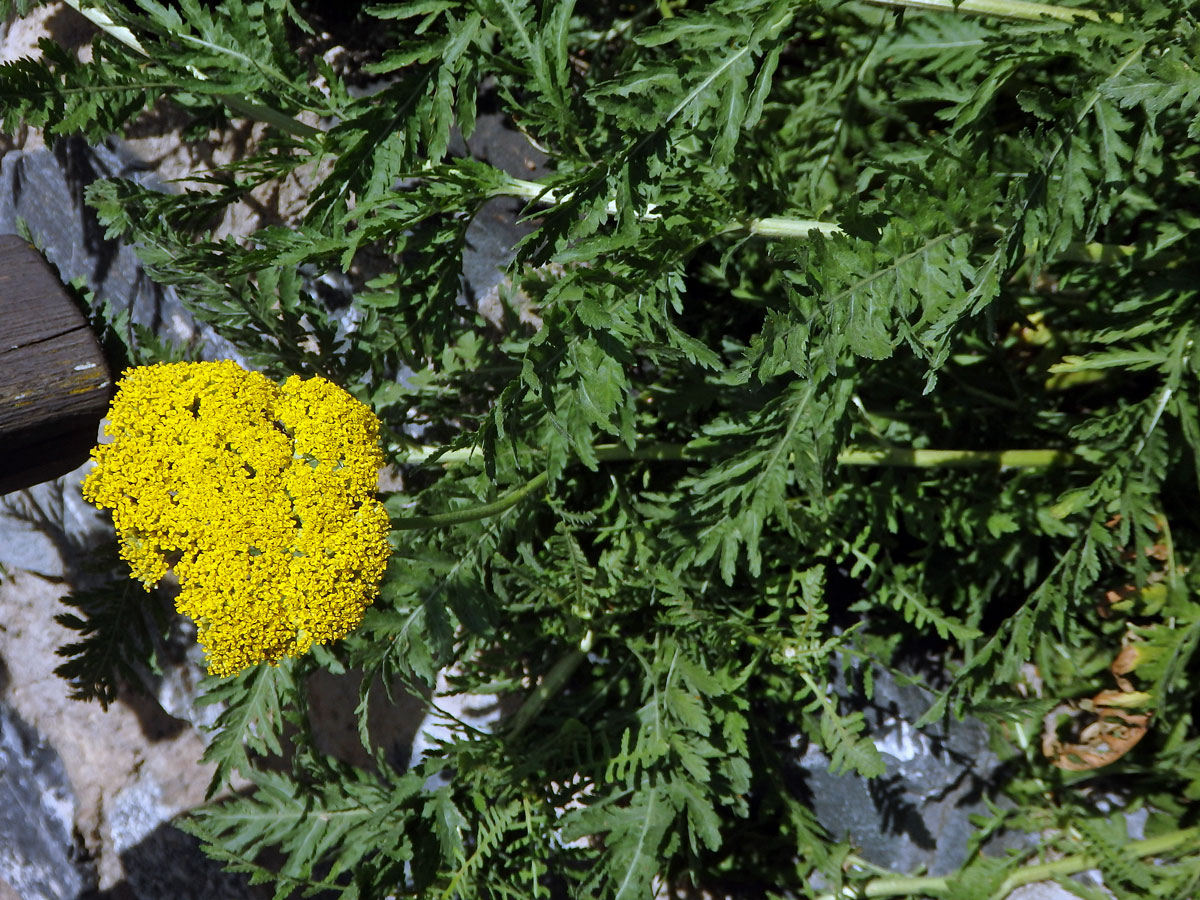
(82, 360, 390, 676)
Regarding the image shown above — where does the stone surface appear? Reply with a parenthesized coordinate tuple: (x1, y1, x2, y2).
(0, 570, 263, 897)
(307, 665, 429, 773)
(1006, 884, 1088, 900)
(461, 111, 549, 298)
(797, 665, 1027, 877)
(0, 139, 243, 364)
(0, 3, 95, 61)
(0, 463, 108, 578)
(408, 666, 504, 774)
(0, 700, 93, 900)
(463, 112, 551, 329)
(0, 64, 255, 891)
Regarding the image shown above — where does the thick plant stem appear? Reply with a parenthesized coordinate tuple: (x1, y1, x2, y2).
(220, 95, 321, 138)
(390, 471, 550, 530)
(501, 176, 847, 239)
(864, 0, 1121, 22)
(837, 447, 1075, 467)
(62, 0, 147, 53)
(386, 444, 691, 528)
(818, 826, 1200, 899)
(749, 216, 845, 238)
(386, 443, 1075, 529)
(500, 176, 1140, 261)
(392, 443, 1075, 469)
(504, 648, 588, 739)
(390, 442, 697, 466)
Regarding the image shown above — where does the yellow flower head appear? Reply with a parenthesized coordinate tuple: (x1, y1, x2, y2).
(83, 360, 390, 676)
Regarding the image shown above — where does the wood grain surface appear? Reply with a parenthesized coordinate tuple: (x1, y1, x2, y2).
(0, 234, 112, 495)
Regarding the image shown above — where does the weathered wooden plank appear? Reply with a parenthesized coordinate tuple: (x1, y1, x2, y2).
(0, 234, 112, 495)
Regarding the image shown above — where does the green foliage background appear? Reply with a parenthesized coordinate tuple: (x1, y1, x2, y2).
(3, 0, 1200, 895)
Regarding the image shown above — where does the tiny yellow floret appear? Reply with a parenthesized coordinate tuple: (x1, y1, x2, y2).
(83, 360, 390, 676)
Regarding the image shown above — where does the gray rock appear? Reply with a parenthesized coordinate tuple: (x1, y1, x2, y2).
(1006, 884, 1090, 900)
(0, 700, 94, 900)
(408, 667, 504, 774)
(0, 464, 108, 578)
(0, 138, 241, 362)
(462, 112, 550, 320)
(116, 824, 261, 900)
(797, 664, 1025, 877)
(108, 777, 259, 900)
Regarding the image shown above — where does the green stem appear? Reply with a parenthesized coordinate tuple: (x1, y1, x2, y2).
(391, 441, 699, 466)
(386, 444, 695, 528)
(505, 648, 588, 738)
(1060, 241, 1137, 264)
(220, 95, 321, 139)
(500, 176, 848, 240)
(836, 447, 1075, 467)
(62, 0, 148, 54)
(393, 442, 1074, 470)
(863, 0, 1122, 22)
(386, 443, 1075, 529)
(822, 826, 1200, 899)
(390, 470, 550, 530)
(749, 217, 845, 238)
(501, 176, 1146, 263)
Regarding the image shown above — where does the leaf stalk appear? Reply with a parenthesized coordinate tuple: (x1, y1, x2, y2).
(818, 826, 1200, 899)
(863, 0, 1122, 22)
(385, 443, 1076, 530)
(393, 443, 1075, 470)
(504, 648, 588, 739)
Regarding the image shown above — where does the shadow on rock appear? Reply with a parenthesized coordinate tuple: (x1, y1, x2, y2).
(0, 699, 97, 900)
(795, 663, 1031, 877)
(94, 822, 267, 900)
